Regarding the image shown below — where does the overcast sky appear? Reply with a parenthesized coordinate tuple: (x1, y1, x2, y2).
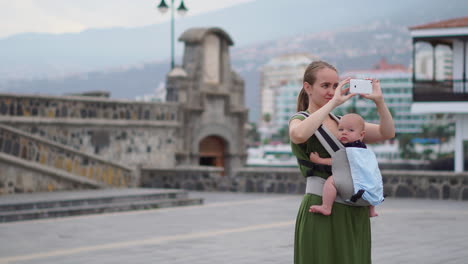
(0, 0, 255, 39)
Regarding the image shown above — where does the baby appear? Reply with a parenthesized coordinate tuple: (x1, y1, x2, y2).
(308, 113, 379, 217)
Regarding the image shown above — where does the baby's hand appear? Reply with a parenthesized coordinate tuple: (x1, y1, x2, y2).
(309, 152, 321, 163)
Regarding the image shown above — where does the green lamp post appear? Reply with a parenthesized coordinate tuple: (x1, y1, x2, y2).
(157, 0, 188, 69)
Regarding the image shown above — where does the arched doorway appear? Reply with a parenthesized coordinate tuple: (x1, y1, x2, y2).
(199, 136, 226, 174)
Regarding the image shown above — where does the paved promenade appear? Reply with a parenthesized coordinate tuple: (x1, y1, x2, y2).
(1, 191, 467, 264)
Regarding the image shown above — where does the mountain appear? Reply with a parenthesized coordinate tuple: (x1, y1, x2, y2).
(1, 0, 467, 80)
(1, 0, 468, 122)
(0, 21, 412, 121)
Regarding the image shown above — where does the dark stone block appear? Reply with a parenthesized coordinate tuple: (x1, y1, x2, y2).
(462, 188, 468, 200)
(383, 186, 393, 197)
(277, 183, 286, 193)
(442, 185, 451, 199)
(415, 188, 426, 198)
(428, 186, 440, 199)
(288, 183, 297, 194)
(245, 179, 254, 192)
(61, 106, 68, 117)
(406, 178, 413, 185)
(395, 185, 413, 198)
(256, 181, 264, 192)
(196, 182, 204, 191)
(299, 182, 306, 193)
(91, 130, 110, 148)
(450, 179, 459, 186)
(17, 105, 23, 116)
(3, 140, 11, 153)
(0, 102, 7, 114)
(266, 183, 276, 193)
(12, 142, 20, 156)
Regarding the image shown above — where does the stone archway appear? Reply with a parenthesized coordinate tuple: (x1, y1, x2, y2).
(199, 136, 226, 174)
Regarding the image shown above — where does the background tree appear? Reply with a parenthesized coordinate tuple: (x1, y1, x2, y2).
(245, 122, 261, 147)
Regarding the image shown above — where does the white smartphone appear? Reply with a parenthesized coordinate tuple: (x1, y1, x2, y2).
(350, 79, 372, 94)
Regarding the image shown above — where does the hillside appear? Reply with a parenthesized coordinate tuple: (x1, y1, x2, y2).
(1, 21, 412, 122)
(0, 0, 466, 80)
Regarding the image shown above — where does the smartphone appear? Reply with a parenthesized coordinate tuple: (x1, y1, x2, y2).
(350, 79, 372, 94)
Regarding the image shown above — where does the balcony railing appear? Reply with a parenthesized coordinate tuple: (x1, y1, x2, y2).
(413, 79, 468, 102)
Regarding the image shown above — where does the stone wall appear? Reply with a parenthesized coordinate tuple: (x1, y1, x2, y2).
(0, 124, 134, 189)
(0, 93, 178, 121)
(12, 124, 178, 168)
(140, 166, 229, 191)
(0, 153, 103, 194)
(383, 170, 468, 200)
(0, 93, 180, 168)
(140, 166, 468, 201)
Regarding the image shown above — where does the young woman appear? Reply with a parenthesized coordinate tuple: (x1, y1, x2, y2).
(289, 61, 395, 264)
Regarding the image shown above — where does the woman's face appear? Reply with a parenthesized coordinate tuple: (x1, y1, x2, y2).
(305, 68, 339, 109)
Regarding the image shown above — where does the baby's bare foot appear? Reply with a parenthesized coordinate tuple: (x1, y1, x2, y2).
(369, 211, 379, 217)
(309, 205, 332, 216)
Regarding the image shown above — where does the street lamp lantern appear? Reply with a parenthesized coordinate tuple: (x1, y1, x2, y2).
(156, 0, 189, 69)
(157, 0, 169, 13)
(177, 1, 188, 16)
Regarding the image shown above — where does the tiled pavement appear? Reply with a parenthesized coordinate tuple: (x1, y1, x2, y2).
(0, 191, 467, 264)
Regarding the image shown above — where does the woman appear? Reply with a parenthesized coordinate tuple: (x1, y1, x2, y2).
(289, 61, 395, 264)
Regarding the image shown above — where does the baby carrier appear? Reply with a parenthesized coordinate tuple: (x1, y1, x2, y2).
(296, 112, 384, 207)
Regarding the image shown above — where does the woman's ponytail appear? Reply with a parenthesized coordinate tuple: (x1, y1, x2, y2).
(296, 88, 309, 112)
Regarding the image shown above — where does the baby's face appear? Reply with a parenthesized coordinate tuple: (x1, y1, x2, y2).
(337, 117, 365, 144)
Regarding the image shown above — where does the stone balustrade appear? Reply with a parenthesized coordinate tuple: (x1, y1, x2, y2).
(0, 93, 179, 121)
(0, 124, 134, 190)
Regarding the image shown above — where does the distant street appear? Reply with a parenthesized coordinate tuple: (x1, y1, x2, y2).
(1, 192, 467, 264)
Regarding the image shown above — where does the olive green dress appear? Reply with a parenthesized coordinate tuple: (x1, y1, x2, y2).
(291, 113, 371, 264)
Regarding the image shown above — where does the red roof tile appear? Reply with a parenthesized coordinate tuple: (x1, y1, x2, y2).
(409, 17, 468, 30)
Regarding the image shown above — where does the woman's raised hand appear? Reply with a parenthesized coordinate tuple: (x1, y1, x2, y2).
(360, 79, 384, 103)
(331, 77, 356, 107)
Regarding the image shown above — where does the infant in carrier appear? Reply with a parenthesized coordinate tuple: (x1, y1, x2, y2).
(309, 113, 382, 217)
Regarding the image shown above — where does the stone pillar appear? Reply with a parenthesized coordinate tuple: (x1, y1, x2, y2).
(166, 27, 248, 176)
(455, 114, 467, 172)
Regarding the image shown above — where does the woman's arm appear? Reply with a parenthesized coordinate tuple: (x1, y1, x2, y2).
(361, 79, 396, 143)
(289, 101, 336, 144)
(289, 78, 355, 144)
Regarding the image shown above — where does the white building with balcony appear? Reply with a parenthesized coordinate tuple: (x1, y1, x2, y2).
(409, 17, 468, 172)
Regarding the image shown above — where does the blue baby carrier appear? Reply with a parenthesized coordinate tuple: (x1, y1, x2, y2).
(296, 112, 384, 207)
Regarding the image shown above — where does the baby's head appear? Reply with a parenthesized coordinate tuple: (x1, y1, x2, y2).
(337, 113, 366, 144)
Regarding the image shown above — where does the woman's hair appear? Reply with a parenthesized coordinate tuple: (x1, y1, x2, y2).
(296, 61, 337, 112)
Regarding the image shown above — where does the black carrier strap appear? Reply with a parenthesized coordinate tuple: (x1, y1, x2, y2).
(297, 158, 332, 175)
(292, 111, 338, 176)
(317, 126, 340, 152)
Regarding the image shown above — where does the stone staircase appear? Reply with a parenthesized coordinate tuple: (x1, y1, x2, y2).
(0, 188, 203, 222)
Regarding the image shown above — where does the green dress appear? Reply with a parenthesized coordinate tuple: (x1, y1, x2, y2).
(291, 113, 371, 264)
